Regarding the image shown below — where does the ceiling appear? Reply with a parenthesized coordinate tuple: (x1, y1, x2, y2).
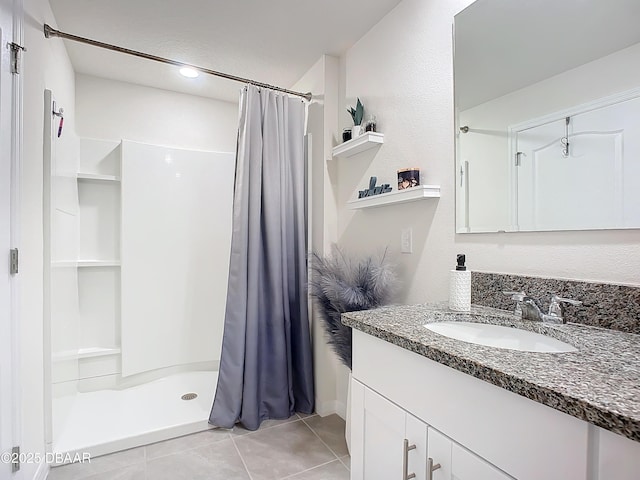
(48, 0, 403, 103)
(454, 0, 640, 110)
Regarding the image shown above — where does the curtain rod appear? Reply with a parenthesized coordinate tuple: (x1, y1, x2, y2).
(43, 24, 313, 101)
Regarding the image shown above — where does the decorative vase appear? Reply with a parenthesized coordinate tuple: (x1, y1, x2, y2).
(352, 124, 363, 137)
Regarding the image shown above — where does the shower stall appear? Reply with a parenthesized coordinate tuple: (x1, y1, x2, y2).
(43, 89, 235, 459)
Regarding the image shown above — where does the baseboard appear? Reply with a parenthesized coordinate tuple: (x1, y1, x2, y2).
(33, 459, 50, 480)
(315, 399, 339, 417)
(315, 399, 346, 420)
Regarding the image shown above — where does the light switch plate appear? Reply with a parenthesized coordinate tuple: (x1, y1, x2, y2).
(401, 227, 413, 254)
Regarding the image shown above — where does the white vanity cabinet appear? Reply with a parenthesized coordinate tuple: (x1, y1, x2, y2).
(351, 380, 427, 480)
(351, 379, 512, 480)
(428, 428, 512, 480)
(350, 330, 595, 480)
(350, 328, 640, 480)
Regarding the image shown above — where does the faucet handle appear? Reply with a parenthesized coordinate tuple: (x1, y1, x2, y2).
(548, 295, 583, 317)
(503, 290, 526, 301)
(503, 291, 526, 317)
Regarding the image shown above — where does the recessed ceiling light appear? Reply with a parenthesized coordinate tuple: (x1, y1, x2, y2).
(179, 67, 199, 78)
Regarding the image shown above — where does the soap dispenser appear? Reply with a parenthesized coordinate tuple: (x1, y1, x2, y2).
(449, 254, 471, 312)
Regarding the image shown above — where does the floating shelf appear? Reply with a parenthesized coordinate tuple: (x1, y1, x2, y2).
(52, 347, 121, 362)
(77, 173, 121, 182)
(77, 260, 121, 267)
(332, 132, 384, 158)
(348, 185, 441, 210)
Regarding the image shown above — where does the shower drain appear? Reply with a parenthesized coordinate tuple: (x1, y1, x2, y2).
(181, 393, 198, 401)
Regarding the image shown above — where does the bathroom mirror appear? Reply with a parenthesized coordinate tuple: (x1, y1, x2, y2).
(454, 0, 640, 233)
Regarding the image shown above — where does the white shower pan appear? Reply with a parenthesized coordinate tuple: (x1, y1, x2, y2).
(52, 370, 218, 462)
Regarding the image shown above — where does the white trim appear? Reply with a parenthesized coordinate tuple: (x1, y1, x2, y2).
(509, 86, 640, 133)
(334, 400, 347, 421)
(455, 225, 514, 234)
(314, 398, 346, 420)
(33, 459, 49, 480)
(52, 347, 121, 362)
(76, 260, 120, 267)
(42, 89, 54, 452)
(10, 0, 24, 473)
(77, 173, 120, 182)
(315, 400, 340, 417)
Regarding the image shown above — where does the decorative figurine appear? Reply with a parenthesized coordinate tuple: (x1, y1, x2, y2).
(358, 176, 393, 198)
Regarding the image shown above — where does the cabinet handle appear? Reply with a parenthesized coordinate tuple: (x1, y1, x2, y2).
(427, 457, 441, 480)
(402, 439, 417, 480)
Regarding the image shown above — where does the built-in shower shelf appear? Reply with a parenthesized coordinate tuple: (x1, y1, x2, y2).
(51, 260, 78, 267)
(77, 172, 121, 182)
(332, 132, 384, 158)
(348, 184, 441, 209)
(53, 347, 121, 362)
(77, 260, 121, 267)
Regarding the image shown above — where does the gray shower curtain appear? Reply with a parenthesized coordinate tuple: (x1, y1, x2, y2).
(209, 85, 314, 430)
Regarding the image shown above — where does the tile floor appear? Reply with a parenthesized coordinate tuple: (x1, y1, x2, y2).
(48, 413, 350, 480)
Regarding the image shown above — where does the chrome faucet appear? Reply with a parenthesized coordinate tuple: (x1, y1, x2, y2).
(503, 291, 526, 318)
(504, 292, 582, 324)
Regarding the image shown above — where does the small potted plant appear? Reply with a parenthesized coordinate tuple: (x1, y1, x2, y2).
(347, 98, 364, 137)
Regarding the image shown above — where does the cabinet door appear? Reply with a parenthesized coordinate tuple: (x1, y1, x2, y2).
(351, 380, 427, 480)
(451, 443, 512, 480)
(406, 413, 428, 480)
(596, 427, 640, 480)
(428, 427, 512, 480)
(428, 427, 452, 480)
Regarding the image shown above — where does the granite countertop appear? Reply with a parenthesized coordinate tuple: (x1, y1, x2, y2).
(342, 303, 640, 443)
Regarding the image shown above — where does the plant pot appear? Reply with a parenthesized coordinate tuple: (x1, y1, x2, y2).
(352, 125, 363, 137)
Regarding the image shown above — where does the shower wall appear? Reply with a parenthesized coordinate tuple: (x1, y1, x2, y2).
(44, 74, 240, 457)
(64, 74, 240, 387)
(75, 74, 239, 152)
(121, 140, 234, 376)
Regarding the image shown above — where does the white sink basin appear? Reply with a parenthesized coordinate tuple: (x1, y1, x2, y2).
(424, 321, 577, 353)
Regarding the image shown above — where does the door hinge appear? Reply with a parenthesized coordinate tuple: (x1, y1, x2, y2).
(10, 248, 18, 275)
(11, 446, 20, 472)
(7, 42, 26, 75)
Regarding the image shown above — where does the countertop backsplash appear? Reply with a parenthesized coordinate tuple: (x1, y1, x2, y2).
(471, 272, 640, 334)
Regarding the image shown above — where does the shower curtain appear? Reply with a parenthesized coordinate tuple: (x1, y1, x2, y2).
(210, 85, 314, 430)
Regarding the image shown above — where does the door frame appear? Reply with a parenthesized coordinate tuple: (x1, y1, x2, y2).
(1, 0, 23, 477)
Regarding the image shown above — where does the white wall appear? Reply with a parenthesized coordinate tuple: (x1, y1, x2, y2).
(291, 56, 349, 418)
(23, 0, 78, 477)
(337, 0, 640, 313)
(338, 0, 473, 305)
(75, 74, 238, 152)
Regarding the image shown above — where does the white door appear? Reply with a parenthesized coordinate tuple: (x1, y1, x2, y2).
(0, 0, 19, 477)
(515, 96, 640, 231)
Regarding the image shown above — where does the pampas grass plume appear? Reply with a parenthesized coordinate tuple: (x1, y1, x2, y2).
(309, 247, 397, 369)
